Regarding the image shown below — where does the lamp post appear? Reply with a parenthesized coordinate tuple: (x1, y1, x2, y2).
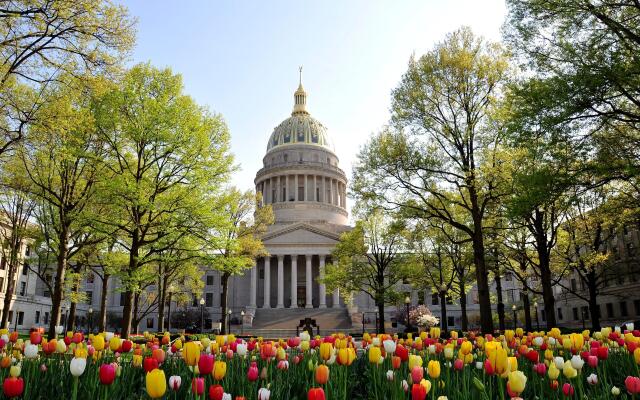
(240, 310, 245, 336)
(88, 308, 93, 333)
(533, 301, 540, 330)
(227, 309, 232, 334)
(404, 295, 411, 333)
(199, 298, 205, 335)
(512, 304, 517, 330)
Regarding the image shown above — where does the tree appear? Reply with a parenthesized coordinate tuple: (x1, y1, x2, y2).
(20, 78, 108, 339)
(93, 63, 234, 338)
(324, 209, 406, 333)
(0, 0, 135, 158)
(204, 188, 273, 334)
(352, 28, 510, 333)
(0, 158, 36, 328)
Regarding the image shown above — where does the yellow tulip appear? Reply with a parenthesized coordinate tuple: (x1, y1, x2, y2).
(508, 371, 527, 394)
(443, 346, 454, 360)
(109, 337, 121, 352)
(408, 354, 423, 370)
(276, 347, 286, 361)
(213, 360, 227, 380)
(634, 348, 640, 365)
(430, 327, 441, 339)
(562, 338, 572, 350)
(548, 363, 560, 380)
(427, 360, 441, 379)
(338, 348, 356, 366)
(320, 342, 333, 361)
(183, 342, 200, 366)
(562, 361, 577, 379)
(132, 354, 143, 367)
(460, 341, 472, 355)
(420, 379, 432, 394)
(145, 368, 166, 399)
(9, 365, 20, 377)
(201, 337, 211, 349)
(368, 346, 382, 364)
(507, 357, 518, 372)
(301, 340, 310, 351)
(505, 330, 515, 342)
(450, 331, 458, 340)
(173, 339, 183, 350)
(92, 335, 105, 352)
(515, 328, 523, 337)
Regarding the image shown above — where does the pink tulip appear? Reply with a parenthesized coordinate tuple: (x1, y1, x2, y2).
(587, 356, 598, 368)
(625, 376, 640, 394)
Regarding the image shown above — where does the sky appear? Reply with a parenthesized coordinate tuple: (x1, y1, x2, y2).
(123, 0, 507, 197)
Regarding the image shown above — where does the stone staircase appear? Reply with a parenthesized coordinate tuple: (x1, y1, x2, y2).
(246, 308, 353, 338)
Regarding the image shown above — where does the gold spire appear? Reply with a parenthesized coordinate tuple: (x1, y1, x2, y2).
(292, 66, 308, 115)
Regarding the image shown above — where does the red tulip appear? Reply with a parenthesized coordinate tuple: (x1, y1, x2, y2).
(3, 377, 24, 398)
(192, 377, 205, 395)
(0, 339, 5, 350)
(30, 332, 42, 345)
(247, 362, 259, 382)
(308, 387, 326, 400)
(626, 376, 640, 394)
(587, 355, 598, 368)
(143, 357, 159, 373)
(199, 354, 214, 375)
(395, 344, 409, 362)
(562, 383, 574, 397)
(597, 346, 608, 360)
(63, 336, 71, 346)
(99, 364, 116, 385)
(392, 356, 401, 369)
(483, 359, 494, 375)
(411, 383, 427, 400)
(534, 363, 547, 376)
(454, 359, 464, 371)
(72, 332, 83, 344)
(411, 366, 423, 383)
(121, 340, 132, 353)
(209, 384, 224, 400)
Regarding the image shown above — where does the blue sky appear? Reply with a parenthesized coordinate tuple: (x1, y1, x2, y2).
(124, 0, 507, 194)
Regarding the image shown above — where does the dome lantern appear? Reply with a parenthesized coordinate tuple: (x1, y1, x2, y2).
(292, 66, 308, 116)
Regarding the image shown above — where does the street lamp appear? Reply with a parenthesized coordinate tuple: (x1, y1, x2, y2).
(512, 304, 517, 330)
(240, 310, 245, 336)
(404, 296, 411, 333)
(227, 308, 232, 334)
(533, 301, 540, 330)
(88, 308, 93, 333)
(199, 298, 205, 335)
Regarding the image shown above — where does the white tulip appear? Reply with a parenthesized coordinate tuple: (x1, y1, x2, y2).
(168, 375, 181, 390)
(570, 355, 585, 370)
(55, 325, 64, 335)
(1, 334, 8, 343)
(236, 343, 247, 356)
(383, 340, 396, 354)
(222, 393, 232, 400)
(299, 331, 310, 342)
(627, 323, 635, 331)
(548, 337, 557, 347)
(587, 373, 598, 385)
(257, 387, 271, 400)
(327, 351, 336, 365)
(533, 337, 544, 347)
(69, 357, 86, 377)
(372, 337, 380, 347)
(614, 326, 621, 334)
(554, 356, 565, 369)
(402, 380, 409, 392)
(386, 370, 394, 381)
(105, 332, 114, 341)
(24, 344, 38, 359)
(428, 345, 436, 355)
(475, 361, 483, 369)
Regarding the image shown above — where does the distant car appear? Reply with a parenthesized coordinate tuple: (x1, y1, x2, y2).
(620, 320, 640, 331)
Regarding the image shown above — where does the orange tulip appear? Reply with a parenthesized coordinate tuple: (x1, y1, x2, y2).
(315, 364, 329, 384)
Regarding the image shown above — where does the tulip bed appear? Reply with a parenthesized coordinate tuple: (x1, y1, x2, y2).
(0, 327, 640, 399)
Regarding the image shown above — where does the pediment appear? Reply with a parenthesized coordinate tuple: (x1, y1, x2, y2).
(262, 222, 341, 245)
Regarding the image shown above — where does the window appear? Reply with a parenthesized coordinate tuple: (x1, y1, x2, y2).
(572, 307, 579, 320)
(192, 296, 198, 307)
(271, 189, 276, 203)
(505, 272, 512, 282)
(206, 275, 214, 286)
(17, 312, 24, 325)
(0, 277, 3, 292)
(606, 303, 614, 318)
(22, 263, 28, 275)
(44, 312, 49, 325)
(431, 293, 439, 305)
(298, 186, 304, 201)
(627, 243, 635, 258)
(25, 246, 30, 257)
(259, 267, 264, 279)
(86, 291, 92, 304)
(557, 307, 563, 321)
(315, 188, 320, 202)
(7, 311, 12, 323)
(0, 256, 5, 270)
(205, 292, 213, 307)
(447, 316, 454, 327)
(298, 152, 303, 161)
(283, 153, 288, 162)
(580, 278, 586, 291)
(571, 279, 577, 292)
(146, 318, 154, 329)
(282, 187, 286, 201)
(19, 282, 26, 296)
(120, 292, 126, 306)
(417, 290, 425, 305)
(635, 299, 640, 316)
(86, 274, 94, 284)
(620, 301, 629, 317)
(541, 309, 546, 322)
(581, 306, 590, 320)
(35, 311, 40, 324)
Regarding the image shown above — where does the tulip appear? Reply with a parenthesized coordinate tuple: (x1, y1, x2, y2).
(408, 354, 423, 370)
(570, 354, 584, 370)
(109, 337, 121, 352)
(368, 346, 382, 364)
(192, 377, 205, 395)
(247, 362, 259, 381)
(337, 348, 356, 366)
(411, 365, 423, 383)
(427, 360, 441, 379)
(24, 344, 38, 359)
(562, 361, 577, 379)
(29, 331, 42, 345)
(308, 387, 326, 400)
(146, 369, 167, 399)
(56, 340, 67, 353)
(209, 384, 224, 400)
(548, 363, 560, 380)
(183, 341, 200, 366)
(169, 375, 182, 391)
(315, 364, 329, 384)
(213, 360, 227, 380)
(9, 365, 20, 377)
(587, 355, 598, 368)
(562, 383, 574, 396)
(634, 348, 640, 365)
(411, 383, 427, 400)
(277, 360, 289, 370)
(534, 363, 546, 376)
(626, 376, 640, 394)
(199, 354, 214, 375)
(121, 340, 132, 353)
(443, 346, 454, 360)
(152, 348, 165, 363)
(99, 364, 116, 385)
(236, 343, 247, 356)
(507, 371, 527, 394)
(2, 377, 24, 398)
(383, 339, 396, 354)
(453, 359, 464, 371)
(612, 386, 621, 396)
(597, 346, 609, 360)
(70, 357, 87, 377)
(257, 387, 271, 400)
(587, 373, 598, 385)
(396, 344, 409, 361)
(319, 342, 333, 361)
(132, 354, 143, 367)
(143, 357, 159, 373)
(420, 379, 432, 395)
(92, 335, 105, 351)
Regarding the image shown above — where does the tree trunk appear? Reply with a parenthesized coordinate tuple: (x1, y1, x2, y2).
(167, 292, 172, 332)
(458, 278, 468, 332)
(523, 292, 532, 332)
(157, 272, 168, 332)
(472, 225, 494, 333)
(120, 237, 139, 338)
(533, 210, 557, 329)
(377, 300, 385, 334)
(0, 235, 21, 329)
(68, 300, 77, 332)
(588, 273, 601, 331)
(98, 273, 109, 332)
(47, 224, 69, 339)
(132, 291, 140, 334)
(221, 272, 230, 334)
(495, 270, 505, 332)
(439, 291, 448, 334)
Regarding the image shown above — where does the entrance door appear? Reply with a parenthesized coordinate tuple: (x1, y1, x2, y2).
(297, 286, 306, 308)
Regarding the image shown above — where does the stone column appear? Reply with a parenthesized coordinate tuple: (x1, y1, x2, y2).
(249, 263, 257, 308)
(331, 261, 340, 308)
(313, 175, 318, 202)
(290, 255, 298, 308)
(305, 255, 313, 308)
(277, 255, 284, 308)
(319, 255, 327, 308)
(263, 257, 271, 308)
(304, 175, 308, 201)
(295, 174, 299, 201)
